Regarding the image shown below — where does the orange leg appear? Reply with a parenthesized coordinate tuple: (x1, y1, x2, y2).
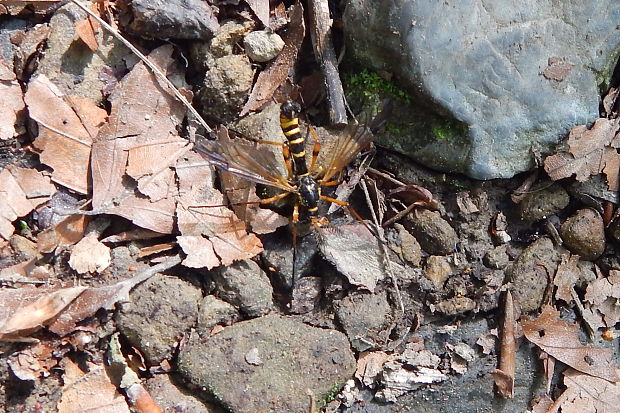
(320, 180, 340, 187)
(282, 144, 294, 179)
(291, 202, 300, 249)
(319, 195, 374, 235)
(309, 141, 321, 173)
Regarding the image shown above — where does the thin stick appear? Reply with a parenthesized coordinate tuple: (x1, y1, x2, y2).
(360, 178, 404, 313)
(70, 0, 211, 133)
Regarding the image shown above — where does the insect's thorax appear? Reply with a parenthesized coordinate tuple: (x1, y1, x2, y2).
(297, 175, 320, 215)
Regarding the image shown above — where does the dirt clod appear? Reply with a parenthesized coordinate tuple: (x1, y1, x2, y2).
(559, 208, 606, 260)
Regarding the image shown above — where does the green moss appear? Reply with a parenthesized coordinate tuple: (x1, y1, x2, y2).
(323, 382, 342, 404)
(344, 69, 412, 105)
(431, 118, 467, 142)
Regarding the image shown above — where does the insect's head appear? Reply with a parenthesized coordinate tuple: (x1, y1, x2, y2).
(280, 101, 302, 120)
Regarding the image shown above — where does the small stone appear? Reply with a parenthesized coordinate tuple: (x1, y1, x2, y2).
(213, 259, 273, 317)
(424, 255, 453, 289)
(198, 54, 254, 123)
(483, 245, 510, 269)
(404, 209, 458, 255)
(196, 295, 239, 334)
(243, 30, 285, 62)
(8, 234, 38, 261)
(507, 237, 563, 312)
(518, 183, 569, 222)
(559, 208, 605, 260)
(116, 274, 202, 364)
(393, 223, 422, 266)
(335, 291, 393, 351)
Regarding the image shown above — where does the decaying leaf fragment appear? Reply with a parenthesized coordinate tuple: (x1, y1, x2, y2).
(522, 305, 619, 382)
(554, 368, 620, 413)
(57, 359, 131, 413)
(544, 118, 620, 191)
(582, 269, 620, 331)
(0, 286, 87, 339)
(0, 166, 55, 240)
(25, 75, 107, 194)
(0, 58, 25, 140)
(68, 233, 111, 274)
(553, 253, 580, 303)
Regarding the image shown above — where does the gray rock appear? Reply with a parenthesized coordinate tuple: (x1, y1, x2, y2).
(403, 209, 457, 255)
(213, 259, 273, 317)
(483, 245, 510, 270)
(189, 21, 254, 72)
(196, 295, 239, 334)
(121, 0, 219, 40)
(335, 291, 393, 351)
(116, 274, 202, 364)
(506, 237, 562, 312)
(145, 374, 218, 413)
(518, 182, 570, 222)
(35, 3, 130, 103)
(198, 54, 254, 123)
(176, 314, 356, 413)
(559, 209, 605, 260)
(344, 0, 620, 179)
(243, 30, 284, 62)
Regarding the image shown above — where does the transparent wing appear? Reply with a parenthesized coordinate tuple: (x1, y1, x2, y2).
(195, 127, 296, 193)
(318, 123, 374, 183)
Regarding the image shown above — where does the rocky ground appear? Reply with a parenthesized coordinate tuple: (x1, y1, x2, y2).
(1, 1, 620, 413)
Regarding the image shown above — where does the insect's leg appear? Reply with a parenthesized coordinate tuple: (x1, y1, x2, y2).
(282, 144, 294, 179)
(258, 191, 292, 206)
(307, 125, 321, 173)
(319, 195, 375, 236)
(190, 191, 291, 210)
(291, 202, 299, 249)
(320, 180, 340, 187)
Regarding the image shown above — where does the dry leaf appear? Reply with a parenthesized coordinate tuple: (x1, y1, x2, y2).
(544, 118, 620, 191)
(0, 58, 25, 140)
(7, 341, 57, 381)
(37, 214, 89, 253)
(245, 0, 270, 27)
(583, 270, 620, 329)
(556, 368, 620, 413)
(554, 253, 580, 303)
(175, 152, 263, 269)
(317, 223, 386, 290)
(355, 351, 391, 387)
(58, 359, 131, 413)
(0, 286, 87, 338)
(241, 2, 305, 115)
(25, 75, 107, 194)
(68, 233, 111, 274)
(75, 15, 100, 52)
(522, 305, 619, 382)
(0, 166, 55, 240)
(90, 45, 188, 234)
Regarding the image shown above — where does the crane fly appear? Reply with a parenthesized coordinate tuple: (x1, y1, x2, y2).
(195, 101, 389, 245)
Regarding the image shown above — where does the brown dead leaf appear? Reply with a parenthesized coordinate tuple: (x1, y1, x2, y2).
(7, 341, 58, 381)
(0, 166, 55, 240)
(246, 0, 270, 27)
(90, 45, 188, 234)
(0, 258, 51, 284)
(583, 270, 620, 329)
(556, 368, 620, 413)
(0, 286, 87, 339)
(542, 57, 574, 82)
(355, 351, 391, 387)
(37, 214, 89, 253)
(522, 305, 619, 382)
(58, 359, 131, 413)
(175, 152, 263, 269)
(544, 118, 620, 191)
(241, 2, 305, 115)
(75, 15, 100, 52)
(68, 233, 111, 274)
(554, 253, 580, 303)
(0, 58, 25, 140)
(25, 75, 107, 194)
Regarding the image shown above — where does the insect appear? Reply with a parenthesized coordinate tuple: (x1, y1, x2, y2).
(196, 101, 389, 244)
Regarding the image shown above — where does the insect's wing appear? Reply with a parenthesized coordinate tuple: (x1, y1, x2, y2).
(318, 123, 374, 183)
(195, 127, 295, 192)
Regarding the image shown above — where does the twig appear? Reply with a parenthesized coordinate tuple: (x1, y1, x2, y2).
(307, 0, 347, 126)
(360, 178, 404, 313)
(69, 0, 211, 133)
(491, 290, 516, 398)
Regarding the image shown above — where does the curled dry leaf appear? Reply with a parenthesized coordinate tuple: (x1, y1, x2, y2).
(544, 117, 620, 191)
(36, 213, 89, 253)
(241, 2, 305, 115)
(7, 341, 57, 381)
(522, 305, 619, 382)
(0, 166, 55, 240)
(25, 75, 107, 194)
(0, 286, 87, 339)
(553, 253, 580, 303)
(0, 58, 25, 140)
(355, 351, 391, 387)
(68, 233, 111, 274)
(583, 270, 620, 330)
(57, 359, 131, 413)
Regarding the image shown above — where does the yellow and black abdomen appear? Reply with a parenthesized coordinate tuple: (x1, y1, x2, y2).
(280, 101, 309, 177)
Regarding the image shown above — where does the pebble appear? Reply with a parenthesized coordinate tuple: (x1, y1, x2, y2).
(212, 259, 273, 317)
(404, 209, 458, 255)
(518, 182, 569, 222)
(243, 30, 285, 62)
(559, 208, 605, 260)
